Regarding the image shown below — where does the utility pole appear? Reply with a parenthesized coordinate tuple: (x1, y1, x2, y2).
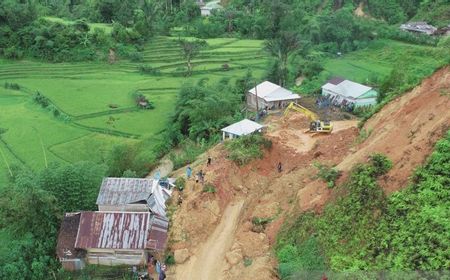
(255, 81, 259, 114)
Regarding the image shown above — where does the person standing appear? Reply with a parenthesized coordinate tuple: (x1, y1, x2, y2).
(154, 170, 161, 180)
(186, 166, 192, 179)
(207, 156, 212, 166)
(277, 162, 282, 173)
(159, 264, 167, 280)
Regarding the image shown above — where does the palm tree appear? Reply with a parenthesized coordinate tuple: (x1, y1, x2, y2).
(264, 32, 301, 86)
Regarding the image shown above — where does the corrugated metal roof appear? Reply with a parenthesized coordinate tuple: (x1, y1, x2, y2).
(75, 212, 151, 250)
(96, 178, 153, 206)
(322, 80, 374, 99)
(96, 178, 172, 217)
(327, 77, 346, 85)
(249, 81, 300, 102)
(147, 215, 169, 251)
(221, 119, 263, 136)
(56, 213, 82, 259)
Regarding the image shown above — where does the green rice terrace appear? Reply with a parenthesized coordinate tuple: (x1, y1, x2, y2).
(0, 37, 448, 186)
(0, 36, 267, 185)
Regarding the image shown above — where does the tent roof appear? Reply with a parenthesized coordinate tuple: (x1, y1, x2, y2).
(322, 80, 374, 99)
(221, 119, 263, 136)
(249, 81, 300, 102)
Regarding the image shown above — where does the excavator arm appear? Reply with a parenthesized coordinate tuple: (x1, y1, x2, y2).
(284, 102, 333, 134)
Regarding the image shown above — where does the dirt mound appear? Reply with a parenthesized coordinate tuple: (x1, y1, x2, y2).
(338, 67, 450, 193)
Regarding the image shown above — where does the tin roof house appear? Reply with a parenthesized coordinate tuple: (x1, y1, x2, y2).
(321, 78, 378, 108)
(96, 178, 173, 216)
(400, 22, 437, 35)
(247, 81, 300, 111)
(221, 119, 264, 140)
(57, 211, 169, 267)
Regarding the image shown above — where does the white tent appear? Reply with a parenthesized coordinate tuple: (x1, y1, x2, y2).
(221, 119, 263, 140)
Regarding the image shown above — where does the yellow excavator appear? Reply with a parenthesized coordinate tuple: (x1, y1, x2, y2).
(284, 102, 333, 134)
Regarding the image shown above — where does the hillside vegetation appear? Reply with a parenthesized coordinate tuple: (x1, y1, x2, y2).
(276, 132, 449, 278)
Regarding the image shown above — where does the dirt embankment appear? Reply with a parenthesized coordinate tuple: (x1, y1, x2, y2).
(167, 66, 449, 280)
(338, 66, 450, 193)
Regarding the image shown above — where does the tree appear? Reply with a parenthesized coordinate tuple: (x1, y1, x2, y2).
(178, 39, 207, 76)
(264, 32, 301, 86)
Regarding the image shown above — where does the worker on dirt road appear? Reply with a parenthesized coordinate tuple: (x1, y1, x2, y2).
(277, 162, 282, 173)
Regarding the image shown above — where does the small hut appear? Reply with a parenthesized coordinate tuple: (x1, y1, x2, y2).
(221, 119, 263, 140)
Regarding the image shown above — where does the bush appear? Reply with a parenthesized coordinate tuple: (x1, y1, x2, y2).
(128, 51, 144, 62)
(225, 134, 272, 165)
(164, 252, 175, 265)
(175, 177, 186, 191)
(4, 82, 20, 90)
(139, 64, 161, 75)
(32, 91, 50, 108)
(202, 183, 216, 193)
(314, 162, 341, 188)
(368, 153, 393, 176)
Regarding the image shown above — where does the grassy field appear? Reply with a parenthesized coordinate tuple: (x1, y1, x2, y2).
(300, 39, 449, 93)
(0, 36, 268, 186)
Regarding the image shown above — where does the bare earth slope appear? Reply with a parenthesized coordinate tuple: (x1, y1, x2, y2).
(338, 66, 450, 193)
(168, 67, 449, 279)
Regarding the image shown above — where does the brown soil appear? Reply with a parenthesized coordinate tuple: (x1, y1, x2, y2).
(338, 67, 450, 193)
(167, 67, 450, 280)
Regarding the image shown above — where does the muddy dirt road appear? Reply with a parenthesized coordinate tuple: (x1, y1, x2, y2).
(173, 200, 244, 280)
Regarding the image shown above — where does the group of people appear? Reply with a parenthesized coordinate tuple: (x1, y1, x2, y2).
(185, 156, 213, 184)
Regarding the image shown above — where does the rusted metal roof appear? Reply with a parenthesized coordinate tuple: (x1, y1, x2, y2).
(56, 213, 82, 259)
(75, 212, 150, 250)
(74, 212, 169, 251)
(96, 178, 154, 206)
(147, 215, 169, 251)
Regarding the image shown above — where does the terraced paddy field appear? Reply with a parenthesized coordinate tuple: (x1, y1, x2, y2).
(322, 40, 449, 84)
(0, 36, 268, 185)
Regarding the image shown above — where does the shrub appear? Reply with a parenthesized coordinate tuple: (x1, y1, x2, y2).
(243, 257, 253, 267)
(251, 217, 272, 232)
(139, 64, 161, 75)
(225, 134, 272, 165)
(128, 51, 144, 62)
(314, 162, 341, 188)
(4, 82, 20, 90)
(164, 252, 175, 265)
(368, 153, 393, 176)
(175, 177, 186, 191)
(202, 183, 216, 193)
(32, 91, 50, 108)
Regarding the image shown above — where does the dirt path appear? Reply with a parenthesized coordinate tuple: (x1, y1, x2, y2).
(172, 200, 244, 280)
(147, 156, 174, 179)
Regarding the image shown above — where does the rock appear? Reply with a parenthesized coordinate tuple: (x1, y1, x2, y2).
(234, 185, 244, 191)
(226, 251, 243, 266)
(174, 248, 190, 264)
